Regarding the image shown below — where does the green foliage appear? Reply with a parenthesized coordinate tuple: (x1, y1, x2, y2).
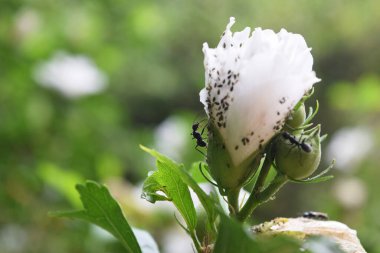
(37, 163, 84, 207)
(189, 162, 209, 183)
(51, 181, 142, 253)
(328, 74, 380, 113)
(141, 145, 198, 231)
(178, 162, 219, 229)
(141, 145, 224, 251)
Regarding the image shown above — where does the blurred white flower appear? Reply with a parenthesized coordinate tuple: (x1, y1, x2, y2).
(332, 178, 367, 210)
(218, 187, 251, 214)
(13, 8, 41, 39)
(90, 225, 159, 253)
(131, 182, 177, 214)
(132, 228, 160, 253)
(34, 51, 107, 98)
(326, 126, 373, 171)
(154, 116, 188, 161)
(189, 183, 214, 210)
(90, 225, 115, 241)
(162, 228, 193, 253)
(0, 224, 27, 253)
(106, 178, 176, 215)
(200, 17, 320, 167)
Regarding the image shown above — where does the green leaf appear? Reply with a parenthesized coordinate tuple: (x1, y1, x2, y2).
(140, 145, 197, 231)
(214, 215, 257, 253)
(290, 175, 334, 184)
(189, 162, 209, 183)
(290, 160, 335, 184)
(178, 163, 219, 234)
(214, 214, 303, 253)
(132, 227, 160, 253)
(51, 181, 142, 253)
(37, 162, 83, 207)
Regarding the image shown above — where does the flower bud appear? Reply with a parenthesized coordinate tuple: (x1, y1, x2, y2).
(285, 104, 306, 130)
(274, 126, 321, 180)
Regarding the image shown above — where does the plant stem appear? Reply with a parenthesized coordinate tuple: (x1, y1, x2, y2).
(227, 188, 240, 216)
(236, 152, 273, 221)
(237, 173, 288, 222)
(190, 230, 202, 253)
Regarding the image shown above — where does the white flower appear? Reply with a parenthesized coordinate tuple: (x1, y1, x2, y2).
(34, 51, 107, 98)
(326, 126, 373, 172)
(200, 17, 320, 167)
(332, 178, 367, 209)
(154, 116, 188, 161)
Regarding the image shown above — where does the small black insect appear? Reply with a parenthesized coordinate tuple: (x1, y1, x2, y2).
(282, 131, 312, 153)
(191, 122, 207, 155)
(302, 211, 329, 221)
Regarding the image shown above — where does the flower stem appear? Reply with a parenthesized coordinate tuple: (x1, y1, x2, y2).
(236, 152, 273, 221)
(227, 188, 240, 216)
(237, 173, 288, 222)
(190, 230, 202, 253)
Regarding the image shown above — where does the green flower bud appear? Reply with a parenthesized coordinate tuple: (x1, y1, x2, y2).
(285, 103, 306, 130)
(274, 126, 321, 180)
(207, 123, 260, 194)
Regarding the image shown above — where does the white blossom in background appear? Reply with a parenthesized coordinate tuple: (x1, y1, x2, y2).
(154, 116, 188, 161)
(200, 17, 320, 167)
(326, 126, 373, 172)
(189, 183, 214, 210)
(0, 224, 27, 253)
(90, 226, 159, 253)
(332, 178, 367, 210)
(106, 179, 176, 215)
(218, 187, 251, 214)
(14, 8, 41, 39)
(162, 228, 193, 253)
(34, 51, 107, 98)
(131, 183, 177, 214)
(132, 228, 160, 253)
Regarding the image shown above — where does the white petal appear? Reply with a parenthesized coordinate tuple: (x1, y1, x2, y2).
(199, 88, 209, 115)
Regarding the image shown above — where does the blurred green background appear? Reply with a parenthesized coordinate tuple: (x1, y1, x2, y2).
(1, 0, 380, 252)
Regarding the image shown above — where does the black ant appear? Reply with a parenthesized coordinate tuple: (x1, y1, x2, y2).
(281, 131, 312, 153)
(191, 122, 207, 155)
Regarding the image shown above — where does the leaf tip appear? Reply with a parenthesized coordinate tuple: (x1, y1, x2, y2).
(139, 144, 149, 152)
